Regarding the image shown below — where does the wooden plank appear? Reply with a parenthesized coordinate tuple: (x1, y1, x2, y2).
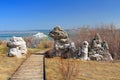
(10, 54, 44, 80)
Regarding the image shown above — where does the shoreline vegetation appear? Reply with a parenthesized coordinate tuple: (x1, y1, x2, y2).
(0, 24, 120, 80)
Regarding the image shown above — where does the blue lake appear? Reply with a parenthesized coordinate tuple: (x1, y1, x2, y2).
(0, 30, 50, 41)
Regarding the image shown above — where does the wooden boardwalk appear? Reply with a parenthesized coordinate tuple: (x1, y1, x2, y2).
(10, 54, 45, 80)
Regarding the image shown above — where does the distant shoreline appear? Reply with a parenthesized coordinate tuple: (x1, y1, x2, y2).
(0, 30, 50, 41)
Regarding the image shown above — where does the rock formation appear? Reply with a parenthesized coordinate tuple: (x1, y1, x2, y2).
(89, 33, 113, 61)
(79, 41, 89, 60)
(48, 27, 113, 61)
(7, 36, 27, 58)
(49, 26, 76, 58)
(91, 33, 102, 48)
(49, 26, 68, 40)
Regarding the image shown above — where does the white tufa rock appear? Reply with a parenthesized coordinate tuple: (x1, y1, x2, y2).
(80, 41, 89, 60)
(7, 36, 27, 58)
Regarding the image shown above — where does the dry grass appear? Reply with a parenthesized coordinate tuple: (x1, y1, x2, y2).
(58, 58, 79, 80)
(0, 42, 8, 54)
(0, 54, 24, 80)
(37, 40, 54, 50)
(46, 58, 120, 80)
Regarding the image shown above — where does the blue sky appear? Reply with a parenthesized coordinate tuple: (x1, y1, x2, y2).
(0, 0, 120, 31)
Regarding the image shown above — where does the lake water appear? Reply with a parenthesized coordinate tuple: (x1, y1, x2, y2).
(0, 30, 50, 41)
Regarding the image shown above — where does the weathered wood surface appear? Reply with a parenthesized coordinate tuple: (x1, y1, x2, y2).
(10, 54, 44, 80)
